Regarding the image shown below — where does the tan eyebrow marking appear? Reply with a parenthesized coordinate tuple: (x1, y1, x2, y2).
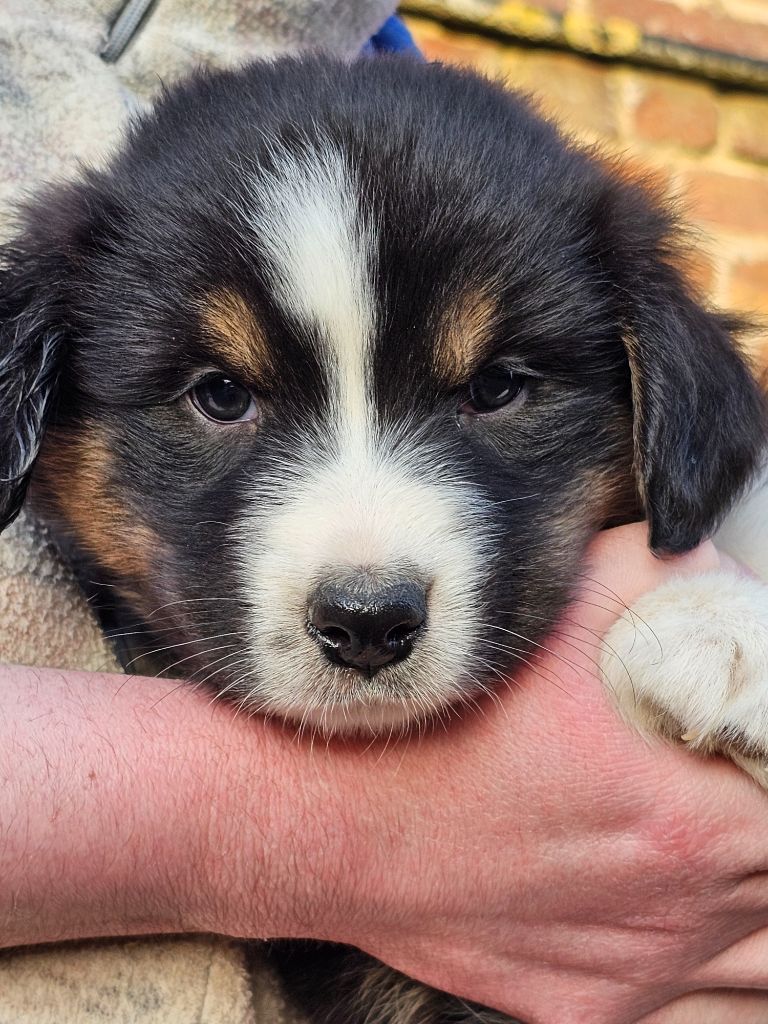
(200, 288, 271, 376)
(436, 288, 497, 380)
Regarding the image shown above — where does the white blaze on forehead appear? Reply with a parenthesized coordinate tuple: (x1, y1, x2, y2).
(248, 140, 376, 432)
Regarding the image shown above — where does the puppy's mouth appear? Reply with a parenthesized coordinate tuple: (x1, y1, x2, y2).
(276, 692, 441, 736)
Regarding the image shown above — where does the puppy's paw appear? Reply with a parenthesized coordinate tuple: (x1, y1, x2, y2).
(600, 571, 768, 788)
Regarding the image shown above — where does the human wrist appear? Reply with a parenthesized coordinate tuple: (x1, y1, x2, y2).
(194, 718, 386, 946)
(0, 662, 417, 951)
(0, 664, 350, 947)
(0, 665, 205, 945)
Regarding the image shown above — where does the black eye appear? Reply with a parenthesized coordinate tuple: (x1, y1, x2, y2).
(190, 374, 257, 423)
(463, 366, 527, 415)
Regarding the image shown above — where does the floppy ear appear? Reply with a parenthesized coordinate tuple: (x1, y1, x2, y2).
(0, 256, 66, 531)
(0, 177, 105, 531)
(0, 177, 95, 532)
(598, 176, 767, 555)
(626, 272, 765, 555)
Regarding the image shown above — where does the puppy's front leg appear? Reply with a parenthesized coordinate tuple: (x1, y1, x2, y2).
(601, 572, 768, 789)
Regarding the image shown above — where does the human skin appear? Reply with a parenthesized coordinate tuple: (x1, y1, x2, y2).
(1, 523, 768, 1024)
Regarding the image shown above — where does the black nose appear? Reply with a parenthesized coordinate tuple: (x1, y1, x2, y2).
(307, 577, 427, 675)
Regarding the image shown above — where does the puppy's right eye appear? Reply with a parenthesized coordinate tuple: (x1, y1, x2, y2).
(189, 374, 258, 423)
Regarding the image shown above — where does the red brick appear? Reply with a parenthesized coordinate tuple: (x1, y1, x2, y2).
(682, 168, 768, 234)
(593, 0, 768, 62)
(401, 22, 618, 140)
(499, 50, 617, 138)
(632, 76, 717, 151)
(405, 16, 503, 73)
(729, 257, 768, 315)
(722, 94, 768, 165)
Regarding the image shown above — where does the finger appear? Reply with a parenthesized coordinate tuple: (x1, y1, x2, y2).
(697, 925, 768, 989)
(574, 523, 722, 637)
(639, 988, 768, 1024)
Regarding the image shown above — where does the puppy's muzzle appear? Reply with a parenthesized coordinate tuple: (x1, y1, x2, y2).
(307, 576, 427, 675)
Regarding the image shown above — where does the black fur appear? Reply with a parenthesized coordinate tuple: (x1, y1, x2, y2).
(590, 178, 765, 553)
(0, 253, 63, 528)
(266, 942, 518, 1024)
(0, 56, 765, 1024)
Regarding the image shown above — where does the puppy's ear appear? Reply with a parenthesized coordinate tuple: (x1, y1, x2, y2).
(0, 182, 91, 531)
(0, 259, 65, 530)
(598, 175, 766, 555)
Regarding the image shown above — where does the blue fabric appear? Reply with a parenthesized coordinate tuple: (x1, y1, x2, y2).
(362, 15, 424, 58)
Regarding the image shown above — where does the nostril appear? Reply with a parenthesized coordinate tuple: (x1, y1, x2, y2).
(385, 618, 423, 645)
(317, 625, 351, 645)
(306, 607, 353, 651)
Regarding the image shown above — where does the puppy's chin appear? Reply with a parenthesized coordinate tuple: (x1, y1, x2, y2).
(275, 697, 437, 737)
(240, 654, 473, 736)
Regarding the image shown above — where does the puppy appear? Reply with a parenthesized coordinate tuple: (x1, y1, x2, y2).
(1, 55, 767, 1024)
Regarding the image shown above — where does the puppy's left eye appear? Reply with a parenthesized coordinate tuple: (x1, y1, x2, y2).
(190, 374, 258, 423)
(462, 366, 528, 415)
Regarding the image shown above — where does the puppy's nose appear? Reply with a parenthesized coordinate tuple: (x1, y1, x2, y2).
(307, 578, 427, 675)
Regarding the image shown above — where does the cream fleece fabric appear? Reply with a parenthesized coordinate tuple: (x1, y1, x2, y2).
(0, 1, 393, 1019)
(0, 940, 293, 1024)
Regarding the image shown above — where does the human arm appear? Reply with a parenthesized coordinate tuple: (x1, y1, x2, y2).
(2, 523, 768, 1024)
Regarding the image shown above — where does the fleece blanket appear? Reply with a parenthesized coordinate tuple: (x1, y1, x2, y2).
(0, 1, 396, 1020)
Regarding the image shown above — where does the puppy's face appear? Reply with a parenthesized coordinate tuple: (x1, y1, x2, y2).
(0, 58, 763, 732)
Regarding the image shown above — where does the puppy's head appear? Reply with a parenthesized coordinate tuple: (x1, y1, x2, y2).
(1, 57, 764, 732)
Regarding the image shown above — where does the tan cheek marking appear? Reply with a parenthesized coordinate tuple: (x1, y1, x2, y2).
(200, 288, 271, 377)
(436, 289, 497, 380)
(36, 429, 158, 585)
(549, 454, 641, 555)
(583, 456, 641, 527)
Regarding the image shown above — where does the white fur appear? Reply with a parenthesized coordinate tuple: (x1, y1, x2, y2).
(602, 473, 768, 787)
(246, 137, 377, 435)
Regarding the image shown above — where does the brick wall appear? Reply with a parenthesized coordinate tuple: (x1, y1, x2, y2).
(401, 1, 768, 363)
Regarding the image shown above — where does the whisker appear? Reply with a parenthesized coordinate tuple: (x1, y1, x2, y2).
(484, 623, 594, 677)
(474, 638, 573, 696)
(144, 596, 245, 620)
(574, 574, 662, 655)
(490, 493, 540, 505)
(186, 648, 250, 686)
(149, 679, 194, 708)
(120, 632, 245, 672)
(207, 670, 254, 706)
(157, 642, 240, 679)
(498, 609, 642, 677)
(105, 621, 249, 643)
(483, 619, 620, 681)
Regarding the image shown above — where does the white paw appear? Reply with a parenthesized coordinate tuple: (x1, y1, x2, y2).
(601, 571, 768, 788)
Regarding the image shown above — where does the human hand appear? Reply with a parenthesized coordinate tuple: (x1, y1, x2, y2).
(201, 522, 768, 1024)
